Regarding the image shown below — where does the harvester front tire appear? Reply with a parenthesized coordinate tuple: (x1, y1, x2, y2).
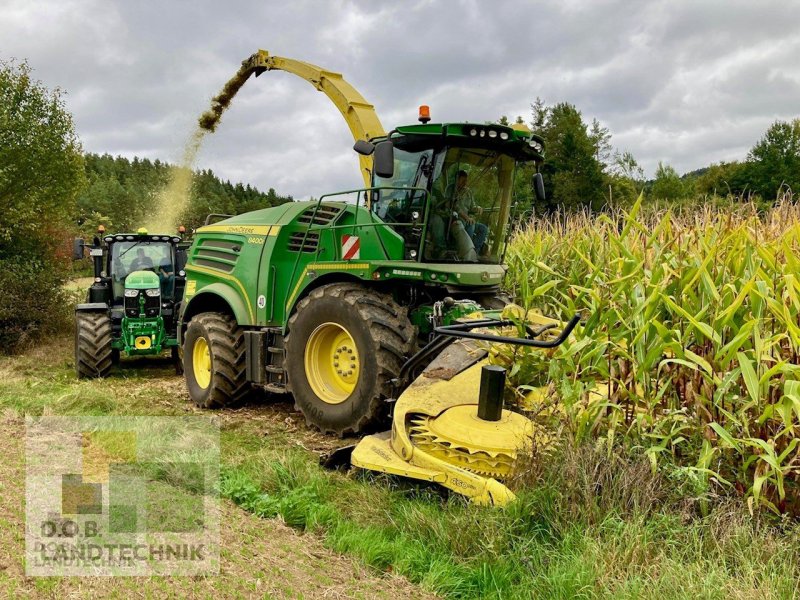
(75, 312, 113, 379)
(183, 312, 248, 408)
(285, 284, 414, 436)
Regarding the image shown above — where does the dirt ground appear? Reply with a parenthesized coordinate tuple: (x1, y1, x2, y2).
(0, 342, 435, 599)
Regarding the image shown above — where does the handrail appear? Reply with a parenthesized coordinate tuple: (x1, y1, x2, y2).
(314, 186, 430, 261)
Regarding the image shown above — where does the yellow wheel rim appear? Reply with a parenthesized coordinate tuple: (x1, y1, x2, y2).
(193, 336, 212, 389)
(304, 322, 360, 404)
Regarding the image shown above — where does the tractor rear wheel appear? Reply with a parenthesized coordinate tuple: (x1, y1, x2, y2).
(285, 283, 414, 436)
(75, 312, 113, 379)
(183, 312, 248, 408)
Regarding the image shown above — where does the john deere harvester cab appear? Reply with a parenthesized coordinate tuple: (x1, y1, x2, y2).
(73, 227, 189, 377)
(178, 50, 549, 437)
(366, 120, 544, 265)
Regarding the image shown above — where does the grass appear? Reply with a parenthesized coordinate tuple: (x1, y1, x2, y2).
(3, 337, 800, 596)
(0, 343, 426, 598)
(218, 439, 800, 599)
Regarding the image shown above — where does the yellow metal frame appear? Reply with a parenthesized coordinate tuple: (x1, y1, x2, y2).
(244, 50, 385, 187)
(352, 358, 531, 507)
(352, 307, 577, 507)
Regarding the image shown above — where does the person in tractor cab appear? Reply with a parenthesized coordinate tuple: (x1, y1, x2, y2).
(451, 170, 489, 256)
(130, 248, 154, 272)
(157, 255, 175, 296)
(429, 169, 480, 261)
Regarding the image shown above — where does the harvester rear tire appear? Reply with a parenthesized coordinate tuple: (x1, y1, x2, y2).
(75, 312, 113, 379)
(183, 312, 249, 409)
(285, 283, 414, 436)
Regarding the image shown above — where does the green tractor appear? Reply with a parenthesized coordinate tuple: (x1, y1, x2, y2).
(73, 227, 189, 377)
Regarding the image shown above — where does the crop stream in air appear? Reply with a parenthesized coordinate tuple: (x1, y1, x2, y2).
(145, 59, 254, 232)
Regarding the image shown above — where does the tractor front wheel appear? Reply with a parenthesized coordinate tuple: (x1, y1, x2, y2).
(75, 312, 113, 379)
(183, 312, 248, 408)
(285, 284, 414, 436)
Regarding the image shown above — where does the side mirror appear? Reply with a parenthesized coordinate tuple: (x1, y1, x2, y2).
(72, 238, 85, 260)
(353, 139, 375, 156)
(533, 172, 546, 203)
(373, 140, 394, 179)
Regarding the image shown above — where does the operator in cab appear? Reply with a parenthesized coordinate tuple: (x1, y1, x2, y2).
(429, 169, 485, 262)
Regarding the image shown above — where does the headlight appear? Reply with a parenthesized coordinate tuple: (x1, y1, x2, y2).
(145, 288, 161, 297)
(469, 128, 477, 136)
(499, 132, 509, 140)
(124, 289, 138, 297)
(488, 130, 497, 138)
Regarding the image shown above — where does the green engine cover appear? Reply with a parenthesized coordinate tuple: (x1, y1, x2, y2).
(125, 270, 160, 290)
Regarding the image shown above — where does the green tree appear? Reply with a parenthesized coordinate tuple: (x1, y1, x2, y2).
(0, 60, 85, 349)
(651, 162, 686, 201)
(589, 118, 613, 167)
(532, 102, 605, 212)
(76, 153, 293, 233)
(746, 119, 800, 199)
(612, 151, 645, 184)
(694, 161, 751, 198)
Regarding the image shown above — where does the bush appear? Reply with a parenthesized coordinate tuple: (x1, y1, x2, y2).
(0, 257, 75, 351)
(0, 59, 84, 351)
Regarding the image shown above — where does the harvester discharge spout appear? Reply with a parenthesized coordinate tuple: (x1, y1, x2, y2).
(241, 49, 385, 187)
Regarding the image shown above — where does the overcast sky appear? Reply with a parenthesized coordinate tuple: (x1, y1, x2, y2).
(2, 0, 799, 198)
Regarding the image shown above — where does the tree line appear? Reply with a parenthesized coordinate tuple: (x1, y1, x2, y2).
(504, 99, 799, 213)
(77, 153, 292, 234)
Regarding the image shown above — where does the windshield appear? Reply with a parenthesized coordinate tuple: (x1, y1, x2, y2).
(371, 142, 519, 264)
(426, 147, 515, 263)
(110, 241, 175, 300)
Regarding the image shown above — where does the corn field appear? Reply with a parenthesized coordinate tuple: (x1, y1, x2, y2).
(504, 195, 800, 514)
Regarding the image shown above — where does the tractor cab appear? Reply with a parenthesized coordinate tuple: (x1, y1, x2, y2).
(72, 227, 189, 377)
(110, 236, 180, 301)
(362, 119, 545, 264)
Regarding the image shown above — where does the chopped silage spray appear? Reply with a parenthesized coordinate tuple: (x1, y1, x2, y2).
(145, 59, 255, 232)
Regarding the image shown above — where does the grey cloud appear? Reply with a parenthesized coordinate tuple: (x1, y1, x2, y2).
(1, 0, 798, 197)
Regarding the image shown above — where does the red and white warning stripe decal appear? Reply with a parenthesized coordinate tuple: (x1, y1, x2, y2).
(341, 235, 360, 260)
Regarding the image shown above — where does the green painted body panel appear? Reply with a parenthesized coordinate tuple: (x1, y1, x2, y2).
(409, 299, 484, 336)
(124, 270, 160, 290)
(389, 122, 544, 161)
(180, 197, 505, 331)
(118, 263, 173, 356)
(115, 316, 173, 355)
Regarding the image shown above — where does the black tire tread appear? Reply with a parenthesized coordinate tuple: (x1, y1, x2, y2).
(285, 283, 414, 436)
(75, 312, 113, 379)
(186, 312, 249, 408)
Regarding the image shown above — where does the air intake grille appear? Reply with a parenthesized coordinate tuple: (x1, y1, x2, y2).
(297, 205, 342, 226)
(288, 232, 319, 253)
(193, 238, 241, 272)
